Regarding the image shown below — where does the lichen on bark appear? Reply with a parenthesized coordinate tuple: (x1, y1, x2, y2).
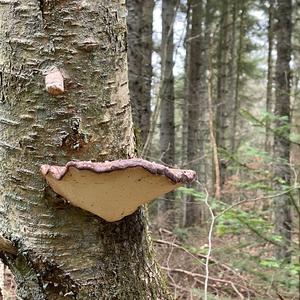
(0, 1, 170, 298)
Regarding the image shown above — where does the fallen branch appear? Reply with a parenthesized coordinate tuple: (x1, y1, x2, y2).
(216, 187, 299, 219)
(154, 238, 240, 276)
(167, 271, 220, 298)
(154, 237, 255, 297)
(154, 238, 205, 266)
(162, 267, 248, 299)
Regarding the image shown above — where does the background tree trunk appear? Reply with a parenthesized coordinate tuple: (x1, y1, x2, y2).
(160, 0, 176, 213)
(127, 0, 154, 146)
(230, 0, 245, 154)
(265, 0, 275, 153)
(273, 0, 292, 261)
(216, 0, 230, 189)
(185, 0, 203, 227)
(0, 1, 169, 299)
(228, 0, 237, 153)
(180, 2, 191, 227)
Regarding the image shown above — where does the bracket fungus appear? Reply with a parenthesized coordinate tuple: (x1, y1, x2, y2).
(41, 159, 196, 222)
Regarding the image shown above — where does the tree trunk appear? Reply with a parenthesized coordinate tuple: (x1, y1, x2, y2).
(291, 73, 300, 296)
(273, 0, 292, 262)
(265, 0, 275, 153)
(127, 0, 154, 146)
(181, 2, 191, 226)
(228, 0, 237, 153)
(160, 0, 176, 213)
(0, 1, 169, 299)
(185, 0, 203, 227)
(203, 0, 215, 196)
(216, 0, 230, 188)
(231, 1, 246, 154)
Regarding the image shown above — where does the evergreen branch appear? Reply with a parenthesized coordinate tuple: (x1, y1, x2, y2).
(240, 109, 300, 146)
(235, 216, 281, 247)
(216, 187, 299, 220)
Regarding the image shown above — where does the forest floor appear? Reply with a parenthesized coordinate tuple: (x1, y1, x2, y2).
(0, 219, 297, 300)
(151, 215, 298, 300)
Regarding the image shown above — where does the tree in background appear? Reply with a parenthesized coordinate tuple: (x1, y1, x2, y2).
(127, 0, 155, 145)
(265, 0, 275, 153)
(230, 0, 246, 154)
(184, 0, 204, 226)
(273, 0, 292, 261)
(160, 0, 177, 213)
(216, 0, 230, 187)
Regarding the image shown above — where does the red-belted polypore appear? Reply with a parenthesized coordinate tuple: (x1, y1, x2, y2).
(41, 158, 196, 222)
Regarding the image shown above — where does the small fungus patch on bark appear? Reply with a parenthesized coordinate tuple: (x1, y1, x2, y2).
(45, 67, 64, 96)
(41, 159, 196, 222)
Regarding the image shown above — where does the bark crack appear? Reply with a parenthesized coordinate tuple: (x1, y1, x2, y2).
(38, 0, 45, 21)
(0, 70, 4, 104)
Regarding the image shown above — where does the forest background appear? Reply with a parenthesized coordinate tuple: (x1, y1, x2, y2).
(127, 0, 300, 299)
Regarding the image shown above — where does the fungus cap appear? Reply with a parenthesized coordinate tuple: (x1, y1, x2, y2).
(41, 159, 196, 222)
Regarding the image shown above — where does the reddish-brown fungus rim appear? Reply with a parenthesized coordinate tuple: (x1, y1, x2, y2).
(40, 158, 197, 184)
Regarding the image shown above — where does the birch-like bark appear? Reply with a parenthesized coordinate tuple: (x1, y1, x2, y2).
(0, 1, 170, 298)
